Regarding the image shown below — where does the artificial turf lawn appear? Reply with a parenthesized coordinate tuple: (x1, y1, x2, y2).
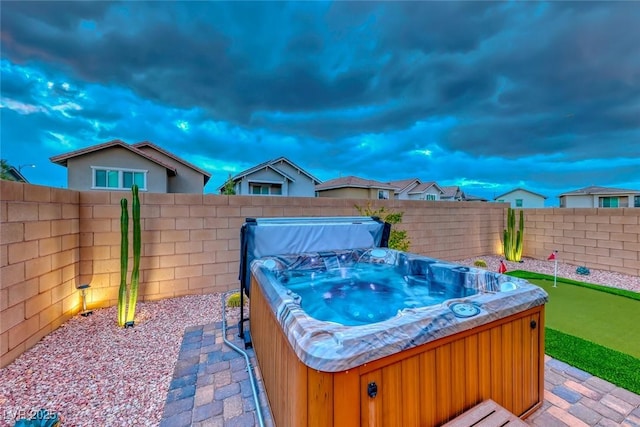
(508, 271, 640, 359)
(545, 328, 640, 394)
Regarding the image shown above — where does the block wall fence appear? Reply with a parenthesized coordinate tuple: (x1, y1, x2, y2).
(521, 208, 640, 276)
(1, 180, 639, 367)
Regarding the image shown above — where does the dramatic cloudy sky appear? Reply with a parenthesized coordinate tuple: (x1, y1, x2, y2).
(1, 1, 639, 204)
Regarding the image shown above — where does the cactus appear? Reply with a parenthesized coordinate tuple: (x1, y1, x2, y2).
(117, 198, 129, 327)
(227, 292, 242, 307)
(117, 184, 142, 327)
(125, 184, 141, 325)
(503, 207, 524, 262)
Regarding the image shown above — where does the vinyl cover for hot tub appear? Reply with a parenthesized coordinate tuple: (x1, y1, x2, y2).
(237, 216, 390, 341)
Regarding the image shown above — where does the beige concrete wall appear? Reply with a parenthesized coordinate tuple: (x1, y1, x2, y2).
(521, 208, 640, 276)
(1, 181, 80, 367)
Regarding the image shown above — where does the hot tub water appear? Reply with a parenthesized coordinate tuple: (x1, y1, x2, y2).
(280, 262, 479, 326)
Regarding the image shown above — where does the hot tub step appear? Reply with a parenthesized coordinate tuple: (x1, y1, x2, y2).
(441, 399, 528, 427)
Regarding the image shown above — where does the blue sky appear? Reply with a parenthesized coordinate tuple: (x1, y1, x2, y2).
(1, 1, 639, 204)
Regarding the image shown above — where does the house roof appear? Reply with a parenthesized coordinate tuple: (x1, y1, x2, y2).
(559, 185, 640, 197)
(464, 194, 489, 202)
(49, 139, 178, 175)
(228, 157, 321, 187)
(315, 175, 397, 191)
(132, 141, 211, 184)
(388, 178, 421, 193)
(494, 187, 548, 200)
(408, 181, 444, 195)
(440, 186, 464, 199)
(7, 167, 28, 183)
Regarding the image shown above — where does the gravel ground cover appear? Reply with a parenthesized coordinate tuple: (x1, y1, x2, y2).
(456, 255, 640, 293)
(1, 257, 638, 426)
(0, 294, 228, 426)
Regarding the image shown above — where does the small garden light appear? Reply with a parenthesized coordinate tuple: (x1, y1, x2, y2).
(77, 284, 93, 317)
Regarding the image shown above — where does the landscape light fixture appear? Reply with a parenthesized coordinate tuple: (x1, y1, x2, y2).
(77, 284, 93, 316)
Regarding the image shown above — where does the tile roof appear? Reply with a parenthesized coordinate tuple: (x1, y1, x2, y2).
(49, 139, 178, 175)
(494, 187, 547, 200)
(132, 141, 211, 184)
(388, 178, 420, 193)
(440, 186, 462, 198)
(464, 194, 489, 202)
(229, 157, 321, 185)
(408, 181, 443, 194)
(559, 185, 640, 196)
(315, 175, 397, 191)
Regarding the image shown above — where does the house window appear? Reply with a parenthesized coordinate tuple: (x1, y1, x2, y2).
(635, 196, 640, 208)
(92, 167, 147, 190)
(515, 199, 523, 207)
(425, 194, 436, 201)
(250, 183, 282, 195)
(378, 190, 389, 200)
(599, 197, 619, 208)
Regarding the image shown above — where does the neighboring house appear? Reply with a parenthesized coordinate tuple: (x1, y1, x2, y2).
(6, 167, 29, 183)
(464, 194, 489, 202)
(559, 186, 640, 208)
(440, 186, 466, 201)
(494, 188, 547, 208)
(50, 139, 211, 193)
(315, 176, 397, 200)
(389, 178, 445, 201)
(223, 157, 321, 197)
(131, 141, 211, 193)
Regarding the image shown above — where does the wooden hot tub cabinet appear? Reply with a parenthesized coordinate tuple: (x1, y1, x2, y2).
(250, 276, 545, 427)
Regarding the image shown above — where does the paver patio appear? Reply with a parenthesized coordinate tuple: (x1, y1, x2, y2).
(160, 321, 640, 427)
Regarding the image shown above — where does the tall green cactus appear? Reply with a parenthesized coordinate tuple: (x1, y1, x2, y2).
(118, 198, 129, 327)
(126, 185, 141, 325)
(117, 184, 141, 327)
(503, 207, 524, 262)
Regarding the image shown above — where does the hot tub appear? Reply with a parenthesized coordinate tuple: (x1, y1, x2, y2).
(249, 248, 548, 427)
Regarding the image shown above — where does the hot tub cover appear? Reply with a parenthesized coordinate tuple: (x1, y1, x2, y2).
(239, 216, 389, 296)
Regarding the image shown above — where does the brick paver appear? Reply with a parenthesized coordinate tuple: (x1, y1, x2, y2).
(160, 323, 640, 426)
(160, 322, 273, 427)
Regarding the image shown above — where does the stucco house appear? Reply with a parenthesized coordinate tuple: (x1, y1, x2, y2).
(559, 186, 640, 208)
(315, 176, 397, 199)
(50, 139, 211, 193)
(223, 157, 321, 196)
(389, 178, 445, 200)
(494, 188, 547, 208)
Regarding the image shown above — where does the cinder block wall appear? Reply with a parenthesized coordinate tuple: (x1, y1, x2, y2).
(1, 181, 80, 366)
(522, 208, 640, 276)
(78, 193, 505, 308)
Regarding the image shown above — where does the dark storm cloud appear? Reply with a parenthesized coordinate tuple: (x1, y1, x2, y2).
(1, 1, 639, 198)
(4, 1, 638, 153)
